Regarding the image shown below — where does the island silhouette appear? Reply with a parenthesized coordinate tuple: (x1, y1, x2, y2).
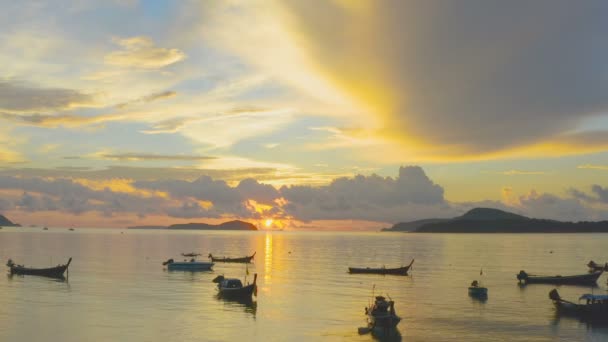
(383, 207, 608, 233)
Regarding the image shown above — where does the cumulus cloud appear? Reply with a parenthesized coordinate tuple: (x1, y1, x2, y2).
(105, 36, 186, 69)
(0, 80, 96, 113)
(280, 166, 447, 221)
(0, 166, 606, 225)
(514, 190, 594, 221)
(570, 185, 608, 204)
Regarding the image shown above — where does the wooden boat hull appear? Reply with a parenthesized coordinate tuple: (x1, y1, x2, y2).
(8, 257, 71, 279)
(219, 283, 256, 299)
(349, 259, 414, 276)
(518, 270, 603, 285)
(550, 289, 608, 320)
(209, 252, 256, 263)
(167, 262, 214, 271)
(468, 287, 488, 297)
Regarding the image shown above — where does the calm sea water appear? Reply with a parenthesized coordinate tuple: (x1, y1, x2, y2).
(0, 228, 607, 341)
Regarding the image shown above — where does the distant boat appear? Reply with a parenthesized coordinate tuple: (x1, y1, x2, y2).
(359, 296, 401, 337)
(517, 270, 603, 285)
(208, 252, 256, 263)
(549, 289, 608, 319)
(181, 252, 201, 257)
(7, 257, 72, 278)
(213, 274, 257, 299)
(68, 228, 75, 231)
(162, 258, 214, 271)
(587, 260, 608, 272)
(43, 227, 48, 230)
(468, 280, 488, 298)
(349, 259, 414, 276)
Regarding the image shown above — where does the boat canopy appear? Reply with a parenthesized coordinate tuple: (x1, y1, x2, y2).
(579, 294, 608, 301)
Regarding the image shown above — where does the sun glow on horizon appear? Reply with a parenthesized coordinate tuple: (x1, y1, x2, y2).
(265, 219, 273, 228)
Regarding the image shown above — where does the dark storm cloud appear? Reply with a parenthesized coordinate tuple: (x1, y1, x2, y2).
(283, 0, 608, 155)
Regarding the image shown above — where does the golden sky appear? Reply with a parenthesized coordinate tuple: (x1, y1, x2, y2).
(1, 1, 608, 229)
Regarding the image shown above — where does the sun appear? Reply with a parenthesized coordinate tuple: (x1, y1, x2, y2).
(264, 219, 273, 228)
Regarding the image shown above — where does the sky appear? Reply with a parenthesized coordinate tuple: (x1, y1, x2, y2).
(1, 0, 608, 230)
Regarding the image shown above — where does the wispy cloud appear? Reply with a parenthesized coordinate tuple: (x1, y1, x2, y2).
(98, 153, 216, 162)
(105, 36, 186, 69)
(483, 170, 546, 176)
(577, 164, 608, 171)
(115, 90, 176, 109)
(0, 80, 97, 113)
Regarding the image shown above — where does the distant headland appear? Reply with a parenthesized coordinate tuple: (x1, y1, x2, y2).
(128, 220, 257, 231)
(382, 207, 608, 233)
(0, 214, 21, 227)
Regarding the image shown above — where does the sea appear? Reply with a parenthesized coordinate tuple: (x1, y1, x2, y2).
(0, 227, 607, 341)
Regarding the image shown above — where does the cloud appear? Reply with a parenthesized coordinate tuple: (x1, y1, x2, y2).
(204, 1, 608, 159)
(484, 170, 546, 176)
(514, 190, 594, 221)
(0, 111, 133, 128)
(570, 185, 608, 204)
(105, 36, 186, 69)
(115, 90, 176, 108)
(0, 80, 96, 113)
(578, 164, 608, 171)
(97, 153, 216, 162)
(280, 166, 447, 221)
(0, 165, 606, 225)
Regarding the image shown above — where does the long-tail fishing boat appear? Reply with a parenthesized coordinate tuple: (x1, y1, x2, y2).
(517, 270, 603, 285)
(550, 289, 608, 320)
(349, 259, 414, 276)
(213, 274, 257, 299)
(208, 252, 256, 263)
(7, 257, 72, 278)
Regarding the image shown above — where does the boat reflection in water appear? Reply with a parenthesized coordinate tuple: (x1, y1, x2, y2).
(215, 294, 258, 317)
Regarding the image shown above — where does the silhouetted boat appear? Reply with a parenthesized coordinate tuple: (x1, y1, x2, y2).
(162, 258, 214, 271)
(68, 228, 75, 231)
(213, 274, 257, 299)
(517, 270, 603, 285)
(43, 227, 48, 230)
(181, 252, 201, 257)
(359, 296, 401, 337)
(7, 257, 72, 278)
(468, 280, 488, 298)
(208, 252, 256, 263)
(588, 261, 608, 272)
(349, 259, 414, 276)
(550, 289, 608, 320)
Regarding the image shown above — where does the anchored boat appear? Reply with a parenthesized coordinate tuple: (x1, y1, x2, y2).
(208, 252, 256, 263)
(468, 280, 488, 298)
(7, 257, 72, 278)
(213, 274, 257, 300)
(349, 259, 414, 276)
(550, 289, 608, 320)
(361, 296, 401, 337)
(517, 270, 603, 285)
